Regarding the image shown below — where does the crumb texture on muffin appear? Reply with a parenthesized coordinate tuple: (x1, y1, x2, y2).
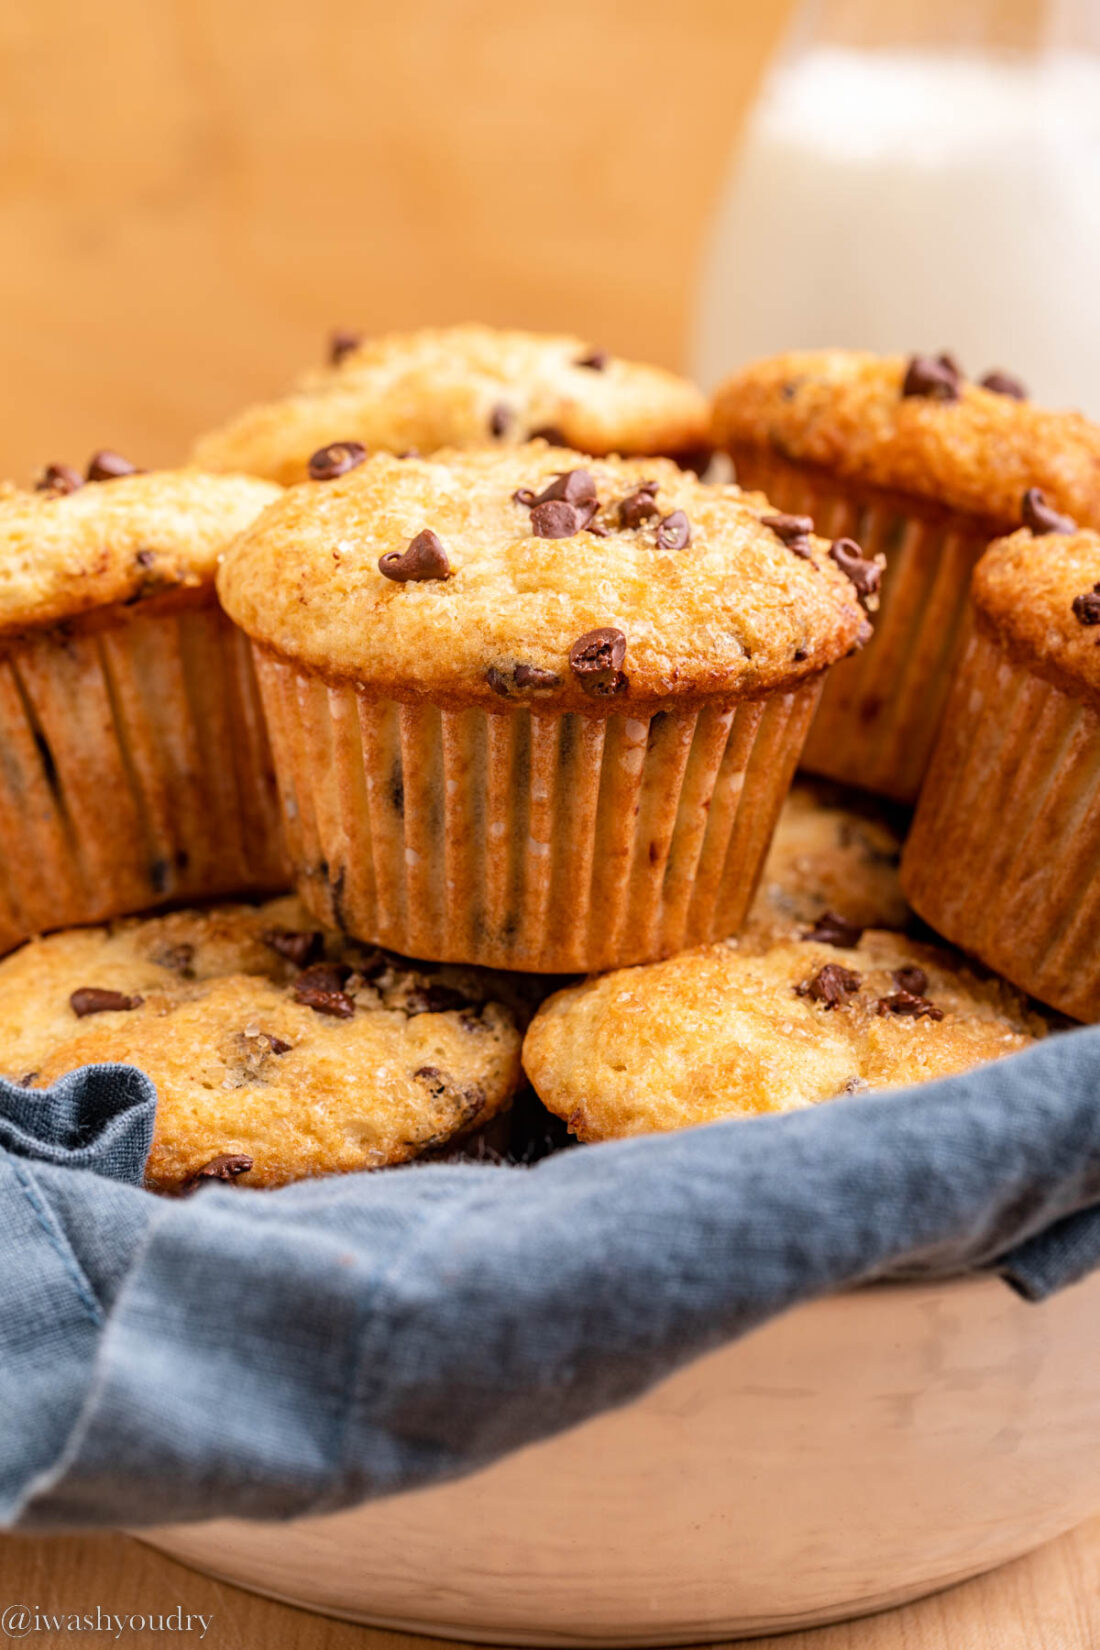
(0, 470, 279, 636)
(523, 927, 1043, 1141)
(192, 324, 710, 483)
(751, 779, 909, 931)
(971, 528, 1100, 704)
(218, 445, 865, 708)
(712, 351, 1100, 530)
(0, 897, 523, 1189)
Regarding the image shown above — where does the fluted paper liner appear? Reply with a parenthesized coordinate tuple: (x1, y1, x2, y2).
(254, 648, 823, 972)
(902, 624, 1100, 1022)
(731, 446, 994, 803)
(0, 596, 288, 955)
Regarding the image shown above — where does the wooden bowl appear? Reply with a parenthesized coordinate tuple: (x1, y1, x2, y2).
(142, 1269, 1100, 1645)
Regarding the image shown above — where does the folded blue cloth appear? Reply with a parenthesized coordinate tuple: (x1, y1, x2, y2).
(5, 1028, 1100, 1530)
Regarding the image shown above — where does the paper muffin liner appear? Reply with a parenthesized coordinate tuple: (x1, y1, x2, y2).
(252, 647, 823, 973)
(729, 445, 994, 803)
(0, 595, 288, 955)
(901, 622, 1100, 1022)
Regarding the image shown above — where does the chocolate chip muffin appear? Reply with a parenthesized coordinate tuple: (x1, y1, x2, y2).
(0, 462, 287, 954)
(751, 778, 909, 932)
(0, 896, 523, 1190)
(192, 325, 711, 485)
(903, 526, 1100, 1022)
(523, 923, 1044, 1142)
(712, 350, 1100, 800)
(217, 443, 870, 972)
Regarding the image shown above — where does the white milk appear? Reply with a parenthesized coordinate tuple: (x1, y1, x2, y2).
(693, 48, 1100, 414)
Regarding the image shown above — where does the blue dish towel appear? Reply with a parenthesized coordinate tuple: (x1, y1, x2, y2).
(5, 1028, 1100, 1531)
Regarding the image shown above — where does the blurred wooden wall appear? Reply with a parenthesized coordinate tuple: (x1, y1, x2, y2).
(0, 0, 791, 483)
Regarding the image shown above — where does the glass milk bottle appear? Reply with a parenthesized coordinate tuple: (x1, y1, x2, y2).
(693, 0, 1100, 414)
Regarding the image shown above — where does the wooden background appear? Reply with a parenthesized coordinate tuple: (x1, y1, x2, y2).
(0, 0, 793, 486)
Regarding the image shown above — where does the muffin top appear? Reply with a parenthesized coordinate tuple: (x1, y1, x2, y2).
(523, 925, 1043, 1141)
(217, 444, 869, 711)
(192, 325, 711, 484)
(972, 526, 1100, 705)
(712, 350, 1100, 531)
(0, 466, 279, 637)
(0, 896, 522, 1190)
(751, 779, 910, 932)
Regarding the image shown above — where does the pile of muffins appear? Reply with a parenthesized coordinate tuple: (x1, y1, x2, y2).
(1, 326, 1096, 1191)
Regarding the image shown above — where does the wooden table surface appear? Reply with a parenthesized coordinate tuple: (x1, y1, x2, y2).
(1, 1520, 1097, 1649)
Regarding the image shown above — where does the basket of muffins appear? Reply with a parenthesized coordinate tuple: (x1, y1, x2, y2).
(2, 324, 1097, 1191)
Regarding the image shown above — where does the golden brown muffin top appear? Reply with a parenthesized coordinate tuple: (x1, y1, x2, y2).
(751, 779, 910, 932)
(217, 444, 870, 711)
(712, 350, 1100, 532)
(192, 324, 710, 484)
(972, 525, 1100, 705)
(0, 467, 279, 636)
(523, 924, 1043, 1142)
(0, 897, 522, 1190)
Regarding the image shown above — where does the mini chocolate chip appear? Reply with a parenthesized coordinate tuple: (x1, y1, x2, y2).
(793, 647, 808, 662)
(569, 627, 627, 676)
(294, 980, 356, 1019)
(192, 1153, 254, 1184)
(655, 509, 691, 550)
(135, 549, 156, 569)
(803, 911, 863, 949)
(266, 1034, 293, 1055)
(489, 402, 513, 438)
(575, 349, 609, 371)
(762, 512, 814, 545)
(308, 440, 367, 481)
(796, 962, 862, 1009)
(87, 449, 140, 482)
(329, 328, 362, 365)
(486, 665, 513, 697)
(1072, 584, 1100, 626)
(379, 528, 451, 582)
(1021, 487, 1077, 537)
(70, 987, 143, 1017)
(35, 463, 84, 496)
(980, 369, 1027, 400)
(531, 499, 586, 538)
(830, 538, 881, 598)
(514, 662, 561, 690)
(263, 928, 324, 968)
(901, 353, 961, 402)
(529, 425, 567, 446)
(762, 510, 815, 560)
(405, 984, 473, 1015)
(518, 468, 598, 509)
(876, 990, 944, 1021)
(893, 965, 929, 996)
(618, 484, 660, 529)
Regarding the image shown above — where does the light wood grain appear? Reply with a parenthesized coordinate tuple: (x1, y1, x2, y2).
(0, 1520, 1098, 1648)
(0, 0, 791, 485)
